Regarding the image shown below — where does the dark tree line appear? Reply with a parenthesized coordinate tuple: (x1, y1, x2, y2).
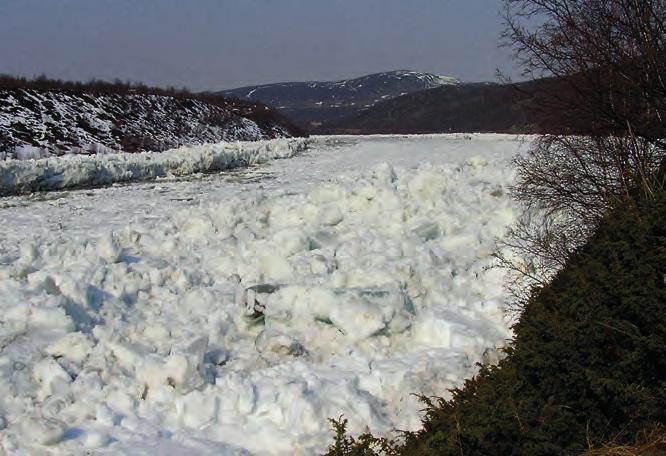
(0, 74, 195, 98)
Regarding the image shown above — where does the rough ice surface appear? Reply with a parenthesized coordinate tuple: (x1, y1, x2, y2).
(0, 138, 309, 196)
(0, 134, 528, 455)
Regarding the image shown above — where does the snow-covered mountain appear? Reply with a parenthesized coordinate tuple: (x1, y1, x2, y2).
(218, 70, 461, 126)
(0, 88, 304, 160)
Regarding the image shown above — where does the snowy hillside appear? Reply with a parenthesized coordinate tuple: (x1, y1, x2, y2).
(218, 70, 461, 126)
(0, 135, 528, 455)
(0, 88, 302, 160)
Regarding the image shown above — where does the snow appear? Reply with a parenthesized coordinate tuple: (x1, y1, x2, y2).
(389, 70, 461, 87)
(0, 89, 292, 160)
(0, 138, 309, 196)
(13, 146, 47, 161)
(222, 71, 460, 106)
(0, 134, 529, 455)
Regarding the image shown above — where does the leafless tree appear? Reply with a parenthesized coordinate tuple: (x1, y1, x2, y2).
(498, 0, 666, 308)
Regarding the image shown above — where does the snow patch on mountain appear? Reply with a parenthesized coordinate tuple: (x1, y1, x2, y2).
(219, 71, 462, 126)
(280, 70, 460, 92)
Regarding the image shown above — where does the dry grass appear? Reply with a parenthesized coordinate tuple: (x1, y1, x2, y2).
(583, 426, 666, 456)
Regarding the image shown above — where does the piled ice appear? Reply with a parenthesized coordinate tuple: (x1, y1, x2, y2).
(0, 138, 310, 196)
(0, 154, 515, 454)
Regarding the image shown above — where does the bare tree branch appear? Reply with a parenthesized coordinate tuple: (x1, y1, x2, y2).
(498, 0, 666, 310)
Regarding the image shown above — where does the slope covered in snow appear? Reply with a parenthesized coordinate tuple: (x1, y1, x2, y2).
(0, 88, 303, 160)
(0, 135, 528, 455)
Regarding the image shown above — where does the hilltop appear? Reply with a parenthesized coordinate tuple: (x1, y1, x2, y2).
(217, 70, 460, 127)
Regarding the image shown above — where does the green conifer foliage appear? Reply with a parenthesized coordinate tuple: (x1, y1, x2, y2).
(326, 190, 666, 455)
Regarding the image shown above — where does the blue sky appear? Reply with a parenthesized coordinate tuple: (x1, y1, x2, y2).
(0, 0, 519, 90)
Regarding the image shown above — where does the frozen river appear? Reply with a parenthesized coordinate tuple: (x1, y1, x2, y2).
(0, 134, 527, 454)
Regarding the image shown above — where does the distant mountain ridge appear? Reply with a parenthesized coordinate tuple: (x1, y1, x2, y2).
(217, 70, 461, 127)
(314, 80, 544, 135)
